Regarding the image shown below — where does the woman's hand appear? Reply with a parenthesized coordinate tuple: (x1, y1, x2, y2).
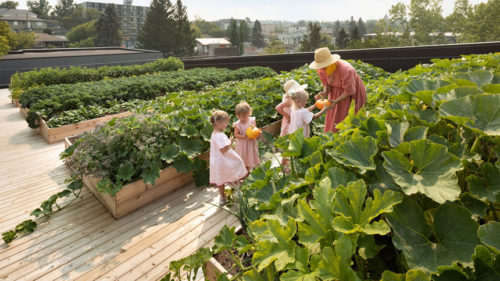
(314, 92, 326, 100)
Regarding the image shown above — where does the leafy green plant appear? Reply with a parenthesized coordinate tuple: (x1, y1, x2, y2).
(167, 52, 500, 280)
(9, 57, 184, 99)
(2, 176, 83, 244)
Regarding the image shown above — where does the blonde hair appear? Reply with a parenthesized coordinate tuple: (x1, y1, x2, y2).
(235, 101, 252, 116)
(291, 90, 309, 108)
(282, 92, 292, 102)
(210, 110, 229, 126)
(325, 62, 337, 75)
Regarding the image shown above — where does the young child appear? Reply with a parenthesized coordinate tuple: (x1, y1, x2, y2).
(275, 80, 307, 168)
(289, 89, 331, 138)
(233, 102, 260, 171)
(209, 110, 248, 206)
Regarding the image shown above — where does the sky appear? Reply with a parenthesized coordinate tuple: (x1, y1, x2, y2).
(16, 0, 489, 21)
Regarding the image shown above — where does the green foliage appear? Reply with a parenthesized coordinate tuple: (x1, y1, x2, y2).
(9, 57, 183, 100)
(0, 1, 18, 9)
(94, 4, 121, 47)
(66, 20, 95, 44)
(21, 66, 275, 128)
(299, 22, 328, 52)
(2, 178, 83, 244)
(168, 53, 500, 281)
(251, 20, 265, 48)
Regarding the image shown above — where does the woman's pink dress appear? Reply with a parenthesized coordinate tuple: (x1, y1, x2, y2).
(233, 117, 260, 168)
(317, 59, 367, 133)
(209, 131, 247, 186)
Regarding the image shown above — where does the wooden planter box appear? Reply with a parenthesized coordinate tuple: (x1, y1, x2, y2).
(19, 107, 29, 119)
(65, 136, 209, 219)
(39, 112, 131, 144)
(204, 225, 242, 280)
(12, 98, 21, 107)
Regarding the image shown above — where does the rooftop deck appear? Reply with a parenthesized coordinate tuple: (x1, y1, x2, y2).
(0, 88, 237, 280)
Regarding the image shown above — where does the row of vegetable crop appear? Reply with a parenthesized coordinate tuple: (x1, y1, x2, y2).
(9, 57, 184, 100)
(20, 66, 277, 128)
(61, 61, 388, 197)
(39, 60, 386, 130)
(166, 53, 500, 281)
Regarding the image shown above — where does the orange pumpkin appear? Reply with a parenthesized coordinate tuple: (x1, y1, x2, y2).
(315, 99, 332, 109)
(246, 126, 260, 139)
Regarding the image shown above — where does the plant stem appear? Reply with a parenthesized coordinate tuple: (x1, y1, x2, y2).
(490, 202, 499, 221)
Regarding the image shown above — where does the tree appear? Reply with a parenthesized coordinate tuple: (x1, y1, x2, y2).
(408, 0, 446, 45)
(348, 16, 357, 35)
(446, 0, 471, 42)
(12, 31, 35, 50)
(0, 1, 18, 9)
(357, 18, 367, 37)
(172, 0, 195, 56)
(333, 20, 341, 38)
(52, 0, 75, 20)
(300, 21, 324, 51)
(238, 20, 247, 55)
(460, 0, 500, 42)
(137, 0, 175, 55)
(389, 2, 412, 46)
(264, 38, 285, 54)
(0, 21, 14, 56)
(27, 0, 51, 19)
(59, 6, 100, 30)
(335, 27, 350, 49)
(192, 17, 225, 37)
(251, 20, 265, 48)
(228, 18, 238, 47)
(94, 4, 121, 47)
(350, 25, 361, 41)
(66, 20, 95, 45)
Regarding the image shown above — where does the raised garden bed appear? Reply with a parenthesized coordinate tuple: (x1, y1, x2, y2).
(12, 98, 21, 107)
(19, 107, 29, 119)
(39, 112, 132, 144)
(66, 134, 209, 219)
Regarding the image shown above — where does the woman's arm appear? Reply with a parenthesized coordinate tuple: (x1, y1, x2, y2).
(233, 124, 247, 139)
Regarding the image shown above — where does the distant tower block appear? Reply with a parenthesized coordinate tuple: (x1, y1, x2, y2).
(124, 0, 132, 5)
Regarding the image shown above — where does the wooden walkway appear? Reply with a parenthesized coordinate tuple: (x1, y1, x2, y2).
(0, 89, 239, 280)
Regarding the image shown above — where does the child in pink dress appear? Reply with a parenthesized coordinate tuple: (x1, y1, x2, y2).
(209, 110, 248, 206)
(289, 90, 331, 138)
(233, 102, 260, 171)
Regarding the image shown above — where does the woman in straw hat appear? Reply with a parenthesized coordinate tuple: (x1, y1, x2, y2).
(310, 47, 367, 133)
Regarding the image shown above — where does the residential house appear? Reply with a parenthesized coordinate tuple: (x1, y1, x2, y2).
(0, 9, 48, 32)
(195, 38, 237, 56)
(34, 33, 69, 48)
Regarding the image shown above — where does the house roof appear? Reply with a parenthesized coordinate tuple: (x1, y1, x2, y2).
(196, 38, 231, 45)
(0, 15, 49, 21)
(35, 34, 69, 43)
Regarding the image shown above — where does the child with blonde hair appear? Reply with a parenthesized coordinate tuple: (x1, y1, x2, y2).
(209, 110, 248, 206)
(289, 89, 331, 138)
(233, 102, 260, 170)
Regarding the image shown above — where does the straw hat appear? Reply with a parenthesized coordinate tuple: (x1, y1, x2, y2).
(309, 47, 341, 69)
(283, 79, 308, 94)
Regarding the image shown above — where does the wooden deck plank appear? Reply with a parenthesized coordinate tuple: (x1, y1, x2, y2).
(0, 88, 237, 281)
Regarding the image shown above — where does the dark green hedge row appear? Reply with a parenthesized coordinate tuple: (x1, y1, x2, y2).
(9, 57, 184, 99)
(21, 66, 277, 128)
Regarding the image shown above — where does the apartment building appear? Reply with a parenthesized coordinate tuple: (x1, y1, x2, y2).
(78, 0, 149, 48)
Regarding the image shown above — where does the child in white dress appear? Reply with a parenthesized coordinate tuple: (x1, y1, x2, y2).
(209, 110, 248, 206)
(289, 90, 331, 138)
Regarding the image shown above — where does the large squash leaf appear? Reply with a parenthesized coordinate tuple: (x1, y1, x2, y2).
(386, 198, 480, 273)
(466, 162, 500, 204)
(478, 221, 500, 253)
(328, 136, 378, 174)
(331, 180, 403, 235)
(382, 139, 462, 203)
(439, 94, 500, 136)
